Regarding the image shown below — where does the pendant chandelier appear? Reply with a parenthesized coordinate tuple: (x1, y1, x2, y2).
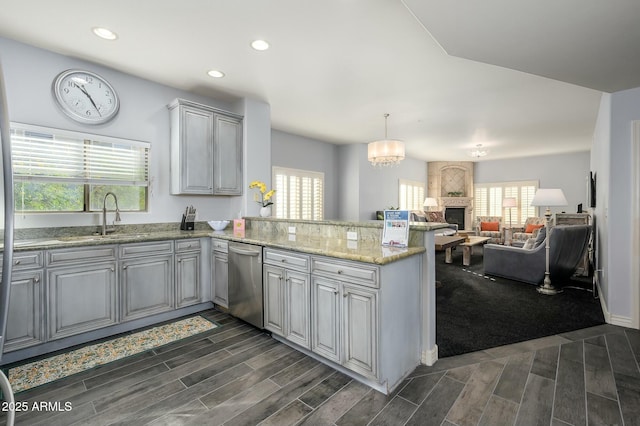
(469, 144, 489, 158)
(368, 113, 405, 166)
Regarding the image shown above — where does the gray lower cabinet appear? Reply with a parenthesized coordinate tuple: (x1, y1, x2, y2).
(311, 257, 379, 380)
(120, 240, 174, 321)
(212, 239, 228, 308)
(47, 261, 117, 341)
(310, 276, 341, 363)
(263, 248, 311, 349)
(342, 283, 378, 379)
(1, 251, 45, 352)
(46, 245, 118, 341)
(264, 265, 311, 349)
(176, 239, 201, 308)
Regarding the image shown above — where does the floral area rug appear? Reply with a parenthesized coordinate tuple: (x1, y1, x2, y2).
(8, 315, 217, 393)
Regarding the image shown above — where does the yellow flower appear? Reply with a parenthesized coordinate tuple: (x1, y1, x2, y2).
(249, 180, 275, 207)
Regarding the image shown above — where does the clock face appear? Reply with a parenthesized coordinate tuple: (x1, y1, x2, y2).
(52, 69, 120, 124)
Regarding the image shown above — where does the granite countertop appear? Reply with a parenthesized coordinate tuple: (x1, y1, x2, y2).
(2, 219, 447, 265)
(4, 228, 428, 265)
(210, 229, 426, 265)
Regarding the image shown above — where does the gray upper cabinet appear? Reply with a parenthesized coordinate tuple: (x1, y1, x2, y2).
(168, 98, 243, 195)
(213, 113, 243, 195)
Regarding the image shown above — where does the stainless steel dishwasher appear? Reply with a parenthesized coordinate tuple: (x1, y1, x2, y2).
(228, 242, 264, 329)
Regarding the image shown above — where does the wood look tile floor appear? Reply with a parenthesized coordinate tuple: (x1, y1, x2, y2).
(3, 309, 640, 426)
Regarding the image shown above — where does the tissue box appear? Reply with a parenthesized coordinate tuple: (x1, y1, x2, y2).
(233, 219, 245, 237)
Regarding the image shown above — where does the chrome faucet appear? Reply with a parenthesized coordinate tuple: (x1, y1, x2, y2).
(102, 192, 121, 235)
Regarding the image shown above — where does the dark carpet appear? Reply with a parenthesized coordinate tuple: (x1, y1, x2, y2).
(436, 247, 605, 358)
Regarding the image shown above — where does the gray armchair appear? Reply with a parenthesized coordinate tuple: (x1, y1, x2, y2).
(483, 225, 591, 285)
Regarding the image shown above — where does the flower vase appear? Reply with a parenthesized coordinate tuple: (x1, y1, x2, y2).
(259, 206, 271, 217)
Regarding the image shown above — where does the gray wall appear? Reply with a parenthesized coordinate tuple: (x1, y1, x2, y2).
(337, 144, 427, 221)
(271, 129, 339, 219)
(0, 36, 270, 228)
(475, 151, 591, 216)
(604, 86, 640, 323)
(592, 94, 611, 314)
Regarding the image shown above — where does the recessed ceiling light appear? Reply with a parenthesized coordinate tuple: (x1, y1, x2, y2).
(207, 70, 225, 78)
(250, 39, 270, 51)
(92, 27, 118, 40)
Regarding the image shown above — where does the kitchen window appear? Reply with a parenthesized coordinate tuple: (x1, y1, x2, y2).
(272, 166, 323, 220)
(10, 123, 150, 213)
(474, 180, 538, 226)
(399, 179, 425, 210)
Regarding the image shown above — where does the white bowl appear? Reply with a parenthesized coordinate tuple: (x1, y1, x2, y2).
(208, 220, 230, 231)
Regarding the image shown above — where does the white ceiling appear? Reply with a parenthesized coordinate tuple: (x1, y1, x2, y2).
(1, 0, 634, 162)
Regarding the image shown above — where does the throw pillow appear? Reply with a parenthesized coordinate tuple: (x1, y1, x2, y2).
(522, 238, 536, 250)
(533, 226, 547, 248)
(426, 211, 446, 223)
(525, 223, 544, 234)
(480, 221, 499, 232)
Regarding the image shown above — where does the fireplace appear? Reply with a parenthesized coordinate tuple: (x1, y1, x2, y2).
(445, 207, 465, 229)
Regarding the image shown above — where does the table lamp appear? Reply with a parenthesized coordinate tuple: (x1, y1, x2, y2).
(423, 197, 438, 211)
(531, 188, 568, 295)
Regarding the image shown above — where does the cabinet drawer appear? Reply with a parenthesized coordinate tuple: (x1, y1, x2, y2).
(1, 251, 44, 271)
(47, 246, 117, 267)
(264, 248, 310, 272)
(311, 257, 378, 288)
(176, 239, 201, 253)
(120, 240, 174, 258)
(212, 238, 228, 253)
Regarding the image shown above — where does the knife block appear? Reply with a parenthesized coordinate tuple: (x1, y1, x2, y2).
(180, 214, 194, 231)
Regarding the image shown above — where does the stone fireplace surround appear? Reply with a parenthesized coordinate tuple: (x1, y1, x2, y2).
(427, 161, 474, 231)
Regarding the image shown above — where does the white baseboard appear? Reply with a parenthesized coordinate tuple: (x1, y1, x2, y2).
(597, 283, 635, 328)
(422, 345, 438, 366)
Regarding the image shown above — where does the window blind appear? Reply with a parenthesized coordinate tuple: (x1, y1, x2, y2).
(11, 123, 150, 186)
(273, 166, 324, 220)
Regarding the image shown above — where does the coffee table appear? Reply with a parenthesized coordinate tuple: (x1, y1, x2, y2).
(459, 236, 492, 266)
(434, 235, 465, 264)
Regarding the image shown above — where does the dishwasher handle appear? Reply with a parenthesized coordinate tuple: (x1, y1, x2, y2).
(229, 246, 262, 257)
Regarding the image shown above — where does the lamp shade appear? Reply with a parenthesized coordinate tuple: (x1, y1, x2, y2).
(423, 197, 438, 207)
(502, 197, 517, 208)
(531, 188, 568, 207)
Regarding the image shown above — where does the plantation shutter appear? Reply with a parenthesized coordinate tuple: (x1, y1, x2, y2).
(11, 123, 149, 187)
(475, 181, 539, 226)
(399, 179, 425, 210)
(273, 166, 324, 220)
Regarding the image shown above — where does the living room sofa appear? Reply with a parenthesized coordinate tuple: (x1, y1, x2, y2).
(410, 210, 458, 236)
(483, 224, 592, 285)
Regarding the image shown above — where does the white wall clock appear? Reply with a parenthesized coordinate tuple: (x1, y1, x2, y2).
(52, 69, 120, 124)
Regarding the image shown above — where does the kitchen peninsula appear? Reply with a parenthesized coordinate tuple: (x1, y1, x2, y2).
(213, 217, 446, 393)
(1, 217, 446, 394)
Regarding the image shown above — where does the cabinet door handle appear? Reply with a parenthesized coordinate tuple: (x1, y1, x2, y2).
(343, 291, 348, 297)
(123, 265, 128, 270)
(110, 267, 115, 272)
(14, 260, 21, 265)
(337, 269, 343, 274)
(178, 259, 182, 263)
(34, 276, 40, 283)
(332, 289, 339, 294)
(285, 278, 290, 283)
(281, 259, 286, 263)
